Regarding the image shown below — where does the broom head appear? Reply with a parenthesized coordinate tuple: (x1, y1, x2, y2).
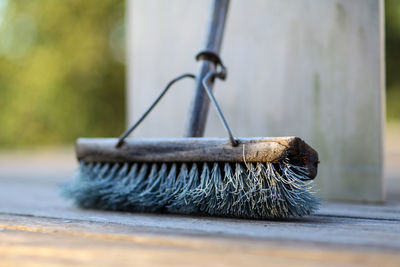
(64, 137, 320, 219)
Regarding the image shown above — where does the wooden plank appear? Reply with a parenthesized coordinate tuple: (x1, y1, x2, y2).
(0, 146, 399, 266)
(317, 202, 400, 221)
(1, 214, 400, 267)
(0, 177, 399, 250)
(77, 137, 318, 178)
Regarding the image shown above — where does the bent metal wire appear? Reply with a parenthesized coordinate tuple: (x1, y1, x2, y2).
(116, 51, 238, 148)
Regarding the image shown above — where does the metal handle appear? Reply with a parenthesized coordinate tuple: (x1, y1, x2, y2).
(116, 0, 234, 148)
(184, 0, 230, 137)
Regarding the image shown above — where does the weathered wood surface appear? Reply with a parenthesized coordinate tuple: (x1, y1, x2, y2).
(0, 139, 399, 266)
(77, 137, 318, 178)
(1, 177, 399, 250)
(0, 161, 399, 250)
(1, 214, 400, 267)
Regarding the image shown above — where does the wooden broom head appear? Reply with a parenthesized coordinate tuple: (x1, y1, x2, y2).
(76, 137, 319, 180)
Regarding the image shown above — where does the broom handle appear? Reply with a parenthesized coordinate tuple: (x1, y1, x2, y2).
(184, 0, 230, 137)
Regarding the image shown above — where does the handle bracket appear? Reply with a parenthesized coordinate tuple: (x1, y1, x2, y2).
(116, 53, 237, 147)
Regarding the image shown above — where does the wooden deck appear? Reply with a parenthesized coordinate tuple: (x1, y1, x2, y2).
(0, 127, 399, 266)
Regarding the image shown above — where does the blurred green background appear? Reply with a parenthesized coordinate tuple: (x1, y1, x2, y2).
(0, 0, 125, 148)
(386, 0, 400, 121)
(0, 0, 398, 148)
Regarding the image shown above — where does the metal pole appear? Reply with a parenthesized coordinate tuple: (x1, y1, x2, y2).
(184, 0, 230, 137)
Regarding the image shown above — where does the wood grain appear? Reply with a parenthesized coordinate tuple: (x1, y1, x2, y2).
(1, 214, 400, 267)
(0, 146, 400, 267)
(77, 137, 319, 179)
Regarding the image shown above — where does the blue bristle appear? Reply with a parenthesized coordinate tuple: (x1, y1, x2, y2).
(62, 160, 320, 219)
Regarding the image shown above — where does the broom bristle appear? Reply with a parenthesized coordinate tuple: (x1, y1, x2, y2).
(63, 159, 320, 219)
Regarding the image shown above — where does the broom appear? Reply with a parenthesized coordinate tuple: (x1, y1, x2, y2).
(63, 0, 320, 219)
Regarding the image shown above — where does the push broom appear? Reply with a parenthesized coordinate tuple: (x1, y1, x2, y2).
(63, 0, 320, 219)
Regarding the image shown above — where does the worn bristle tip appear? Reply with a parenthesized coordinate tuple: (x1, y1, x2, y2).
(62, 160, 320, 219)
